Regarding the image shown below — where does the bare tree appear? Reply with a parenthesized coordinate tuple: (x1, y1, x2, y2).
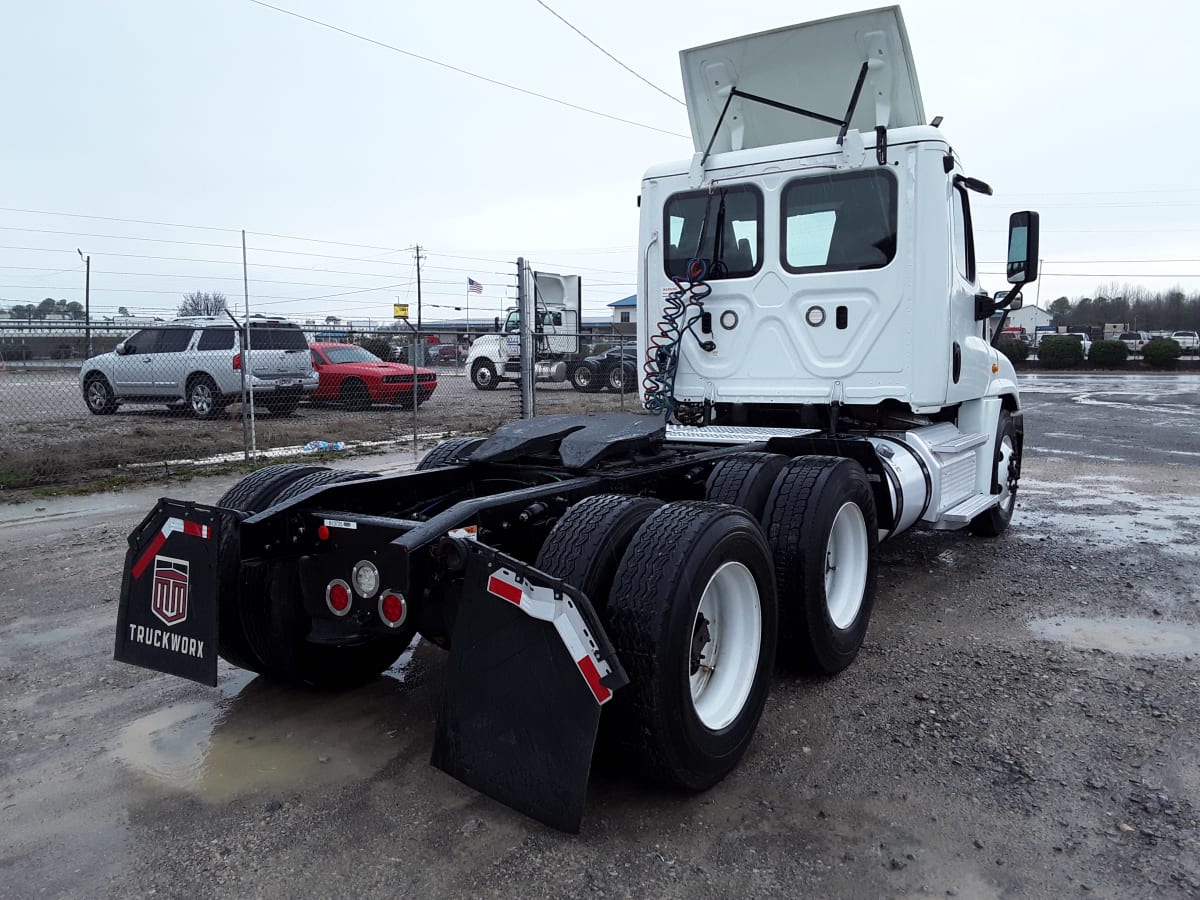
(179, 291, 228, 317)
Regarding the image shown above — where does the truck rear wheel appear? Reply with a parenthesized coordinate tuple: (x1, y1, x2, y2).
(968, 409, 1020, 537)
(268, 467, 374, 506)
(534, 494, 664, 614)
(763, 456, 878, 675)
(417, 436, 486, 470)
(215, 464, 332, 672)
(704, 452, 791, 520)
(603, 501, 777, 792)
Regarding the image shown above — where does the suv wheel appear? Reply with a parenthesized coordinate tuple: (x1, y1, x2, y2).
(188, 375, 224, 419)
(84, 375, 117, 415)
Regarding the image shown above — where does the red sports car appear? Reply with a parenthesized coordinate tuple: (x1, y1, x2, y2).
(309, 342, 437, 409)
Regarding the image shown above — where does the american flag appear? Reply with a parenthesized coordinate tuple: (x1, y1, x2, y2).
(467, 278, 483, 294)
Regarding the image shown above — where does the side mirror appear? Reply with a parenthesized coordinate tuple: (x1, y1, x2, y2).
(116, 341, 132, 355)
(552, 312, 563, 327)
(494, 316, 501, 332)
(1007, 291, 1024, 310)
(1007, 211, 1040, 284)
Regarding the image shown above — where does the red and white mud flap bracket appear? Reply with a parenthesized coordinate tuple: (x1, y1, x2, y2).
(114, 499, 226, 687)
(431, 541, 629, 834)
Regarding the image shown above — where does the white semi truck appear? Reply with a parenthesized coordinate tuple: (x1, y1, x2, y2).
(464, 270, 581, 389)
(112, 7, 1036, 833)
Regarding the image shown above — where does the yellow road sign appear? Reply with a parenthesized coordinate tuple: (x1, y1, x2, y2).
(393, 303, 410, 319)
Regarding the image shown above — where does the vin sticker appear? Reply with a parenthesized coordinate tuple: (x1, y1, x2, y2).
(323, 519, 357, 530)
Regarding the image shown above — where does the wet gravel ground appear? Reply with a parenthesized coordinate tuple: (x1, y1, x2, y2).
(1, 375, 1198, 899)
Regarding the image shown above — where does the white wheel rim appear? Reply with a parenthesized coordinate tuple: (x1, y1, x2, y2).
(997, 435, 1016, 513)
(688, 560, 762, 731)
(577, 368, 591, 386)
(825, 502, 868, 630)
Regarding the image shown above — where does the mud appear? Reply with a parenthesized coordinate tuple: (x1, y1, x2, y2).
(1, 378, 1199, 898)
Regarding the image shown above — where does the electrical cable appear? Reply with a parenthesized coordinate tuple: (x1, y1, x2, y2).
(643, 258, 711, 416)
(244, 0, 688, 138)
(532, 0, 684, 106)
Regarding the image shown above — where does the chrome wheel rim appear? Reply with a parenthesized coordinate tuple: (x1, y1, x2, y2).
(997, 434, 1017, 514)
(191, 383, 214, 415)
(86, 381, 108, 410)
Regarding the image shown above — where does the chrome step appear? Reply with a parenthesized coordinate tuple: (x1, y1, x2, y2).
(665, 425, 820, 444)
(939, 492, 999, 523)
(930, 432, 989, 454)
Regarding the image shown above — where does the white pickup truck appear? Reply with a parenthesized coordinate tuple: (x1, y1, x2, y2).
(1171, 330, 1199, 352)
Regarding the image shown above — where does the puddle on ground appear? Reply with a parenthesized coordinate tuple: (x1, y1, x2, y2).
(1030, 616, 1200, 657)
(112, 643, 430, 801)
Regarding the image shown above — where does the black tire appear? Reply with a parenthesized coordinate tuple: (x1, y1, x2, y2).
(416, 436, 485, 471)
(268, 467, 374, 506)
(243, 561, 414, 690)
(571, 362, 599, 392)
(604, 501, 778, 792)
(215, 463, 332, 672)
(187, 374, 224, 419)
(762, 456, 878, 675)
(606, 364, 627, 392)
(471, 359, 499, 391)
(969, 408, 1020, 537)
(705, 452, 791, 520)
(534, 495, 664, 614)
(83, 375, 117, 415)
(339, 378, 371, 411)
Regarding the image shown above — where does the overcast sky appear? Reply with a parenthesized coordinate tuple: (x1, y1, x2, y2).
(2, 0, 1198, 324)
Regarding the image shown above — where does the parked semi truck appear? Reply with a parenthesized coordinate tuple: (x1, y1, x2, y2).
(464, 270, 581, 389)
(114, 7, 1037, 832)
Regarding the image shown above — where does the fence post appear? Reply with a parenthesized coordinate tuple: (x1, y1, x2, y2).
(518, 257, 535, 418)
(411, 331, 419, 458)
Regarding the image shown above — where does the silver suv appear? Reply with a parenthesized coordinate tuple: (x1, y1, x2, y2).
(80, 316, 318, 418)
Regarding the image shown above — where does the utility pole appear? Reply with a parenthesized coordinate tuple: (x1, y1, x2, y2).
(77, 249, 91, 357)
(414, 244, 424, 365)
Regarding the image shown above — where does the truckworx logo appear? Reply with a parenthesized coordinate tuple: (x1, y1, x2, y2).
(151, 555, 189, 626)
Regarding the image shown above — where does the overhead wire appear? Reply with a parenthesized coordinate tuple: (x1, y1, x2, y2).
(243, 0, 688, 139)
(532, 0, 684, 106)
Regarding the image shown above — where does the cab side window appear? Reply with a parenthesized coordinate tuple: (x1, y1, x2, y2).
(951, 186, 976, 282)
(196, 328, 236, 351)
(663, 185, 762, 280)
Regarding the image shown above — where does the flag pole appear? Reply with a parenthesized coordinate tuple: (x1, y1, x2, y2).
(465, 280, 471, 341)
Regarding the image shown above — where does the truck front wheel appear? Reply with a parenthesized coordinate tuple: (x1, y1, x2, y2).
(471, 359, 499, 390)
(763, 456, 878, 675)
(968, 408, 1020, 537)
(603, 501, 777, 792)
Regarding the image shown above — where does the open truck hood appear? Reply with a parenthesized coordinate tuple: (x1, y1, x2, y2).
(680, 5, 925, 154)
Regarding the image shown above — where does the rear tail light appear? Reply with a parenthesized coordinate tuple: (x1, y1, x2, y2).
(326, 579, 352, 616)
(232, 353, 241, 371)
(378, 591, 407, 628)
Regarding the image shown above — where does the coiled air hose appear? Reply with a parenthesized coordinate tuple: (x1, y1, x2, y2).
(642, 258, 712, 416)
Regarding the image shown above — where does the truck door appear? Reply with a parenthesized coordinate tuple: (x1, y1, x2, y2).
(945, 182, 989, 402)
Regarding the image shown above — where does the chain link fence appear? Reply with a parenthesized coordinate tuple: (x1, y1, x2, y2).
(0, 319, 641, 491)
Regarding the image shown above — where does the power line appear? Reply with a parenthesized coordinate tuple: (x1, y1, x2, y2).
(533, 0, 684, 106)
(244, 0, 687, 139)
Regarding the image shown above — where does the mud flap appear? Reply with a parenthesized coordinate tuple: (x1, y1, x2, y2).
(114, 500, 225, 687)
(431, 544, 628, 833)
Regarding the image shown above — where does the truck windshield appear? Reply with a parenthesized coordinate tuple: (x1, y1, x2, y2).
(782, 170, 897, 273)
(663, 185, 762, 281)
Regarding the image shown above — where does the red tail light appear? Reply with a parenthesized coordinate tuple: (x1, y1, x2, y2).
(232, 353, 242, 371)
(378, 591, 407, 628)
(325, 579, 352, 616)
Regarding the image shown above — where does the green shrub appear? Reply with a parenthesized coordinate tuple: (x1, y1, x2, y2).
(1088, 339, 1128, 367)
(1037, 335, 1083, 368)
(996, 339, 1030, 363)
(1142, 337, 1182, 368)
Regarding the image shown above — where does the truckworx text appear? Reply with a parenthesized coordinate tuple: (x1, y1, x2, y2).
(113, 7, 1038, 832)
